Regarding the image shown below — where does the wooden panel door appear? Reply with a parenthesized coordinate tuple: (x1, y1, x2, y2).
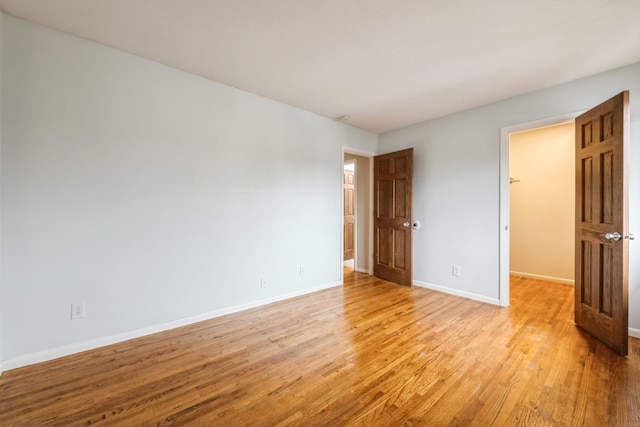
(374, 148, 413, 286)
(575, 91, 629, 356)
(344, 167, 355, 261)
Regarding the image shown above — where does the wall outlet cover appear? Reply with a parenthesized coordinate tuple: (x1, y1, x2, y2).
(71, 302, 86, 319)
(452, 265, 461, 277)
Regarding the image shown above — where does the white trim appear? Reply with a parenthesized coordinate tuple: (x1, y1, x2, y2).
(630, 328, 640, 339)
(343, 146, 377, 157)
(2, 280, 342, 372)
(499, 124, 511, 307)
(413, 280, 500, 306)
(510, 271, 574, 285)
(499, 111, 584, 307)
(355, 267, 369, 274)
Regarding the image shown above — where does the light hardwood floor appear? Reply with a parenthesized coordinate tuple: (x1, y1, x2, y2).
(1, 270, 639, 426)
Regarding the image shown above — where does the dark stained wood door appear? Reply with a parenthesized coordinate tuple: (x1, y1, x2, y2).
(575, 91, 630, 356)
(374, 148, 413, 286)
(344, 167, 355, 261)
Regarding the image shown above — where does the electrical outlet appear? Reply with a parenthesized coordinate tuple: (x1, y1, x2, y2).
(452, 265, 461, 277)
(260, 277, 268, 288)
(299, 265, 305, 276)
(71, 302, 86, 320)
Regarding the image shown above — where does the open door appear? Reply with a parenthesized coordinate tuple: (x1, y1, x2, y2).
(374, 148, 413, 286)
(575, 91, 630, 356)
(344, 165, 355, 261)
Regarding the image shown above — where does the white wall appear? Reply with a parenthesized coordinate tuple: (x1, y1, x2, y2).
(510, 123, 574, 283)
(379, 62, 640, 334)
(0, 16, 377, 365)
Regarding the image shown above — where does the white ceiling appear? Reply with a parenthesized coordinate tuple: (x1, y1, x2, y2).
(1, 0, 639, 134)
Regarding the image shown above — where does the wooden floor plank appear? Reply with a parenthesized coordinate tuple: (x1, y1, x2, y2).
(1, 270, 639, 426)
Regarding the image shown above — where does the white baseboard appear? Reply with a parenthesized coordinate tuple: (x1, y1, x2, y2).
(355, 267, 369, 274)
(3, 278, 635, 374)
(2, 280, 343, 372)
(413, 280, 500, 306)
(510, 271, 574, 285)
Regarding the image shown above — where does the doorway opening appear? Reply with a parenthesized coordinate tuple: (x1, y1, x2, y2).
(342, 149, 374, 281)
(509, 122, 575, 286)
(499, 112, 583, 306)
(343, 160, 355, 269)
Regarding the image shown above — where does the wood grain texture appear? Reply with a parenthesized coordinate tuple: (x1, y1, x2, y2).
(374, 148, 413, 286)
(1, 272, 639, 426)
(344, 167, 355, 261)
(575, 91, 630, 355)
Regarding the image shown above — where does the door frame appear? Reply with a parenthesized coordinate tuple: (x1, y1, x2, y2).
(341, 146, 375, 284)
(498, 111, 584, 306)
(343, 159, 356, 265)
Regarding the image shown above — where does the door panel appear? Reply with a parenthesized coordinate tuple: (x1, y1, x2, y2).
(575, 91, 629, 355)
(374, 148, 413, 286)
(344, 167, 355, 261)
